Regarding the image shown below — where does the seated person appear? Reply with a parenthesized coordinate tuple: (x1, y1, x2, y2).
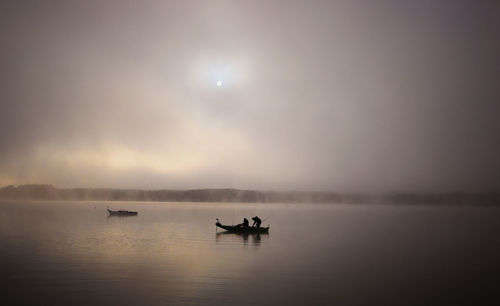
(238, 218, 249, 228)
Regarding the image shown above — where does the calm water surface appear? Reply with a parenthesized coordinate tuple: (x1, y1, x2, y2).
(1, 201, 499, 305)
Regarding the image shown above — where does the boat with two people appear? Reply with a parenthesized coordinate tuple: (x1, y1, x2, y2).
(215, 217, 269, 234)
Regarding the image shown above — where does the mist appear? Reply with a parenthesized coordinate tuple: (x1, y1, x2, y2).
(1, 0, 499, 192)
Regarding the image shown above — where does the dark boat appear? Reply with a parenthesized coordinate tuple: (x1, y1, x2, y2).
(107, 208, 138, 216)
(215, 220, 269, 234)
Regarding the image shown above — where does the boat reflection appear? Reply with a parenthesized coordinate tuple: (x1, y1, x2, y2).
(106, 213, 138, 219)
(216, 231, 269, 245)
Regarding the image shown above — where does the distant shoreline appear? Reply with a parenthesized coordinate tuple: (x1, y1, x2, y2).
(1, 184, 499, 205)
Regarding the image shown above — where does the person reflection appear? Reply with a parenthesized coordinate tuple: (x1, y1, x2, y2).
(252, 233, 261, 246)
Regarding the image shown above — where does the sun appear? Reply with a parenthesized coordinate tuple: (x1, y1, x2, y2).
(216, 80, 223, 87)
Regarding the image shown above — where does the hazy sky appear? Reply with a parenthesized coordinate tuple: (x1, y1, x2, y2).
(1, 0, 499, 192)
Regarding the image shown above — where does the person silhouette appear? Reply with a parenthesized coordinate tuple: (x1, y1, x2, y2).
(252, 216, 262, 228)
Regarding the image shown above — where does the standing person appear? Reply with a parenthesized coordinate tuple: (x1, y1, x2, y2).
(252, 216, 262, 228)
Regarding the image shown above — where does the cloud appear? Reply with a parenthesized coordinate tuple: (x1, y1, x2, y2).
(1, 0, 499, 191)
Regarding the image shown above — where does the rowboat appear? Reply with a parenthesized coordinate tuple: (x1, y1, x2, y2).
(215, 221, 269, 234)
(107, 208, 138, 216)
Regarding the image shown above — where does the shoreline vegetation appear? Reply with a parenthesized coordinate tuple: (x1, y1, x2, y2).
(1, 184, 499, 205)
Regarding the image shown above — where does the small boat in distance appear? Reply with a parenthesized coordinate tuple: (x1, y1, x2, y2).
(107, 208, 138, 216)
(215, 219, 269, 234)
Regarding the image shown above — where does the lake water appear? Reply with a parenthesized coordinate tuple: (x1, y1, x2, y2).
(1, 200, 499, 305)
